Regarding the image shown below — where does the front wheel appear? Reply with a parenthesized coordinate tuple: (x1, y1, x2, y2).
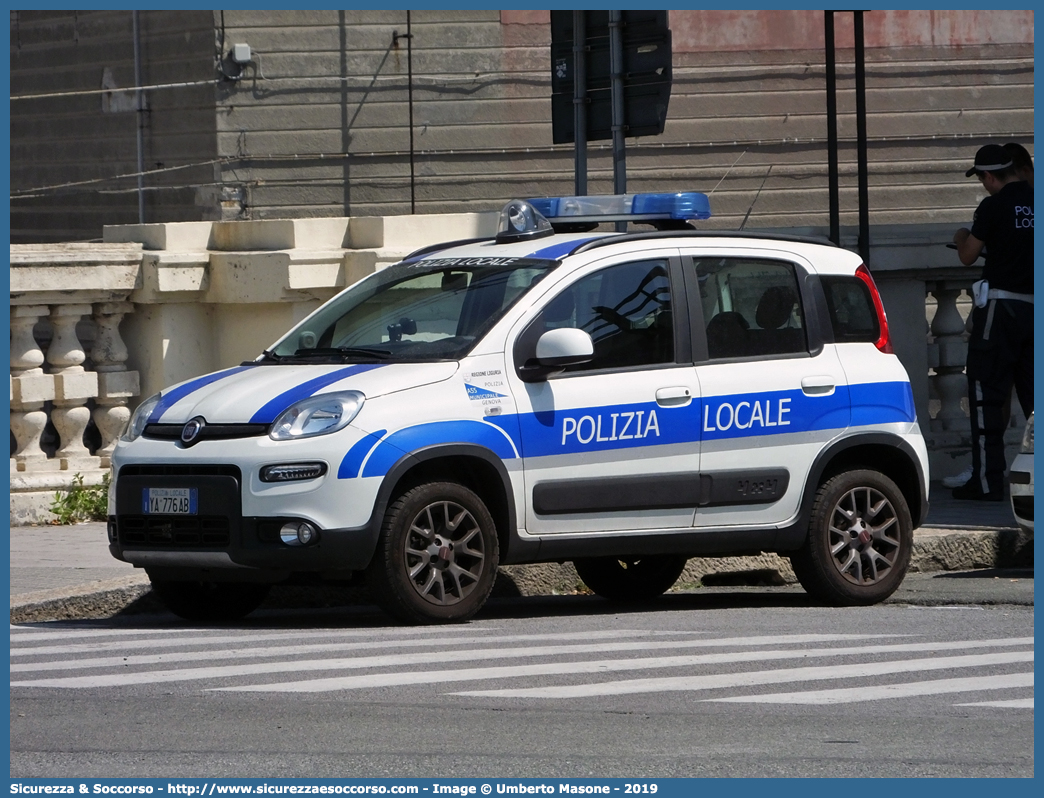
(149, 579, 270, 622)
(790, 469, 913, 606)
(367, 482, 499, 624)
(574, 554, 688, 602)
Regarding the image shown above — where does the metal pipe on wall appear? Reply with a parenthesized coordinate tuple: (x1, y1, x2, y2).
(609, 9, 626, 230)
(132, 10, 145, 224)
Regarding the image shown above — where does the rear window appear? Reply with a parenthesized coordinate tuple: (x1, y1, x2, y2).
(821, 276, 880, 343)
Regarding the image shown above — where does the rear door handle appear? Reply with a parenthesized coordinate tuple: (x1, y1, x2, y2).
(656, 387, 693, 407)
(801, 376, 835, 396)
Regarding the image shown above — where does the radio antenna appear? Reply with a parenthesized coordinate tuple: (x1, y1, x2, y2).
(739, 164, 773, 230)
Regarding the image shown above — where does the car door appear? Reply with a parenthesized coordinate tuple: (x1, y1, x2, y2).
(684, 248, 850, 529)
(506, 250, 703, 536)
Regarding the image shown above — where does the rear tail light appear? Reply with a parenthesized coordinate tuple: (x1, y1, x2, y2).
(855, 263, 893, 354)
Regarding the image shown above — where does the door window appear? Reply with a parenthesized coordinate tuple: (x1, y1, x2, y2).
(531, 259, 675, 373)
(694, 257, 807, 359)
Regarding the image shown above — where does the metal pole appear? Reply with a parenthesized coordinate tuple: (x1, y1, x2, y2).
(132, 10, 145, 224)
(854, 10, 870, 266)
(609, 10, 626, 230)
(407, 11, 415, 214)
(572, 10, 588, 196)
(824, 11, 839, 246)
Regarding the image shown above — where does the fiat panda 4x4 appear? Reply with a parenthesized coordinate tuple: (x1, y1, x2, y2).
(109, 192, 929, 623)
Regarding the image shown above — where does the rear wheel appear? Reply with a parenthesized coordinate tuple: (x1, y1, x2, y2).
(149, 579, 269, 622)
(790, 469, 912, 606)
(367, 482, 499, 624)
(574, 554, 688, 602)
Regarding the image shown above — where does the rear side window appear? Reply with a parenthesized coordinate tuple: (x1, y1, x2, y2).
(693, 257, 807, 359)
(821, 276, 880, 343)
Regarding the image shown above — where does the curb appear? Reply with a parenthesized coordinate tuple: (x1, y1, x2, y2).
(10, 527, 1032, 624)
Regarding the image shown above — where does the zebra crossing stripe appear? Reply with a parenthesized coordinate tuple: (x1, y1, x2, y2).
(10, 629, 720, 673)
(955, 698, 1034, 708)
(451, 651, 1033, 698)
(8, 628, 657, 659)
(706, 672, 1034, 704)
(215, 639, 1032, 695)
(10, 633, 886, 689)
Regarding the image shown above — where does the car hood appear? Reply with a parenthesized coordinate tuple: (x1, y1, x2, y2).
(146, 362, 458, 425)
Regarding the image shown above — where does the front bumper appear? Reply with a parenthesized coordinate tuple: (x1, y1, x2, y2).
(109, 465, 380, 575)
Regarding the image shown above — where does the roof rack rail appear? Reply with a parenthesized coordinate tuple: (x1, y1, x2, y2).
(568, 228, 839, 258)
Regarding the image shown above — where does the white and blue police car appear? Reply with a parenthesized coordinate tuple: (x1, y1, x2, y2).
(110, 192, 929, 623)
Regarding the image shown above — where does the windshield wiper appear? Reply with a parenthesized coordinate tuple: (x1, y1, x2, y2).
(294, 347, 393, 360)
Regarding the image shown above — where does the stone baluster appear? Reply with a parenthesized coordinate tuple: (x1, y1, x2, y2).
(47, 304, 100, 471)
(10, 306, 58, 472)
(91, 302, 140, 466)
(926, 282, 969, 432)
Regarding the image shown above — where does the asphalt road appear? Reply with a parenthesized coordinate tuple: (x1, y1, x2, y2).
(10, 572, 1034, 779)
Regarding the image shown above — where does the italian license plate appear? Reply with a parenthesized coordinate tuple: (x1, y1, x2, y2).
(143, 488, 198, 515)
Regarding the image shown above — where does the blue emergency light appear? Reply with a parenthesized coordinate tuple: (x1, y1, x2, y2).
(495, 192, 712, 243)
(529, 192, 712, 223)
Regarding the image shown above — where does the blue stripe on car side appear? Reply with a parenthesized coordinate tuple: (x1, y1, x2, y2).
(149, 366, 255, 423)
(343, 381, 915, 479)
(337, 429, 387, 479)
(849, 380, 916, 425)
(249, 364, 383, 424)
(357, 420, 519, 479)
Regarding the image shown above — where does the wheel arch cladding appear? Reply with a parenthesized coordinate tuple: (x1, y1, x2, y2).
(375, 445, 517, 562)
(815, 437, 925, 527)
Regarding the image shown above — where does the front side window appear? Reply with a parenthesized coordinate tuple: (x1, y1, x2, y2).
(529, 259, 675, 373)
(268, 258, 555, 362)
(694, 257, 807, 360)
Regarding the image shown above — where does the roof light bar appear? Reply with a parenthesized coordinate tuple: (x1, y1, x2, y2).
(528, 192, 712, 223)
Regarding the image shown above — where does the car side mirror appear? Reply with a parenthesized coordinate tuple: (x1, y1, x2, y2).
(518, 328, 594, 382)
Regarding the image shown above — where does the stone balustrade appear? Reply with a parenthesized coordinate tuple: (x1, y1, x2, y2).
(9, 217, 1026, 524)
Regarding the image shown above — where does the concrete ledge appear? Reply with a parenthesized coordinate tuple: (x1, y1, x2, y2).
(11, 528, 1031, 624)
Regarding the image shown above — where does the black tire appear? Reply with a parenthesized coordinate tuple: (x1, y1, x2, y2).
(574, 554, 688, 602)
(149, 579, 270, 622)
(366, 482, 499, 624)
(790, 469, 913, 606)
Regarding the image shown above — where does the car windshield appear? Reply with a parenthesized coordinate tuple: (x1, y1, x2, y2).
(266, 257, 556, 363)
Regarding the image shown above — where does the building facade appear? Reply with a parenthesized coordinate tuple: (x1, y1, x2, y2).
(10, 9, 1034, 243)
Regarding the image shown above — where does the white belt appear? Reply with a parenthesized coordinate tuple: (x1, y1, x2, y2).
(987, 289, 1033, 304)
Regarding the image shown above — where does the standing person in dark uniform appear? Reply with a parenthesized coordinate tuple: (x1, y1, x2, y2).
(952, 144, 1034, 500)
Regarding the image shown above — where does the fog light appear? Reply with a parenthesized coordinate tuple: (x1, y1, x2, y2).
(261, 462, 327, 482)
(279, 521, 318, 546)
(107, 519, 118, 543)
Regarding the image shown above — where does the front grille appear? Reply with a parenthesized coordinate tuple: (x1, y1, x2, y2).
(118, 515, 231, 547)
(143, 423, 268, 442)
(119, 464, 241, 479)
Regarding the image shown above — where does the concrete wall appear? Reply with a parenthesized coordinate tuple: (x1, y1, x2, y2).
(10, 10, 1033, 242)
(10, 10, 218, 242)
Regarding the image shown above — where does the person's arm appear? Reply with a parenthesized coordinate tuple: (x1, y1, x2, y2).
(953, 227, 985, 266)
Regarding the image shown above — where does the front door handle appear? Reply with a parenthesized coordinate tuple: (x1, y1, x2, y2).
(801, 376, 835, 396)
(656, 387, 693, 407)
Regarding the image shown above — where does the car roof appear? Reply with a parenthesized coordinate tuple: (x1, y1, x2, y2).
(408, 228, 861, 273)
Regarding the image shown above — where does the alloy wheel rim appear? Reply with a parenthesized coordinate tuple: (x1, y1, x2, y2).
(403, 500, 486, 606)
(827, 486, 900, 586)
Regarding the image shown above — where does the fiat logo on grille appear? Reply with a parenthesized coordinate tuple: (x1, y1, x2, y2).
(181, 417, 205, 446)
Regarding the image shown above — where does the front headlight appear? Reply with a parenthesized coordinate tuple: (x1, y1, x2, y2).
(121, 393, 161, 442)
(1020, 413, 1034, 454)
(269, 391, 364, 441)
